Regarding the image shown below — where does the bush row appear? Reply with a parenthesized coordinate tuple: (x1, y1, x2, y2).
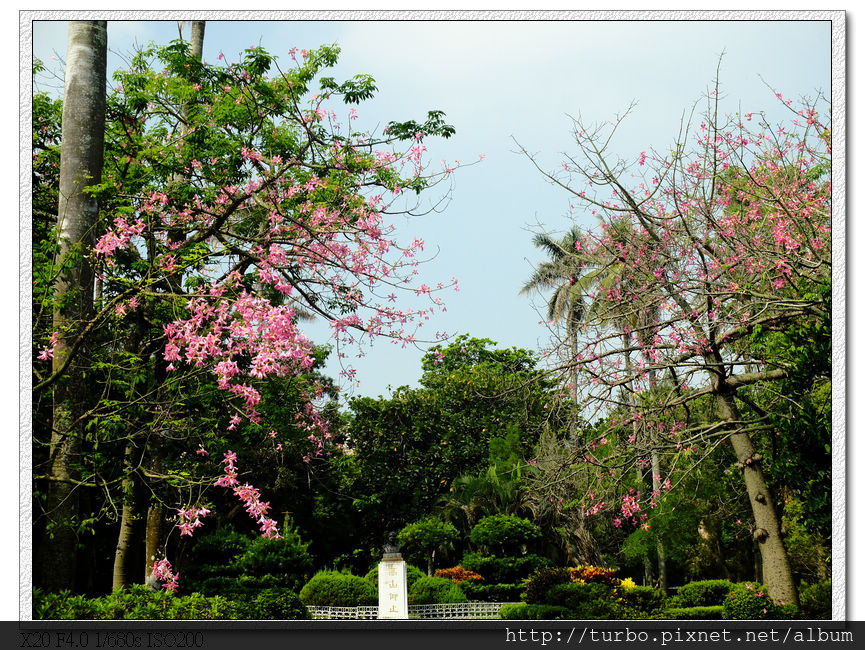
(33, 585, 309, 620)
(515, 572, 829, 620)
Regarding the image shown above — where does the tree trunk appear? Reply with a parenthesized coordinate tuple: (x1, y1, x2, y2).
(144, 503, 164, 583)
(652, 451, 668, 591)
(37, 20, 107, 592)
(112, 446, 137, 591)
(189, 21, 205, 59)
(144, 448, 165, 583)
(716, 388, 798, 606)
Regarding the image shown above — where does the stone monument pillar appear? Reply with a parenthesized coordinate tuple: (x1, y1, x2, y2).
(378, 533, 408, 619)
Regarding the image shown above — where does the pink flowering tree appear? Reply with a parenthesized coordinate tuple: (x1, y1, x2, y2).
(33, 31, 464, 591)
(519, 80, 830, 606)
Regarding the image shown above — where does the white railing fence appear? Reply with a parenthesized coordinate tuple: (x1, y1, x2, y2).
(307, 602, 515, 620)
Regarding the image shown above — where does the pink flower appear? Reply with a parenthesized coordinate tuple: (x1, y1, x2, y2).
(37, 331, 59, 361)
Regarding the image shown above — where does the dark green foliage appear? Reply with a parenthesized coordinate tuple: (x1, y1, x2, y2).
(408, 576, 467, 605)
(721, 582, 797, 620)
(618, 586, 667, 619)
(346, 336, 560, 544)
(544, 582, 620, 619)
(744, 278, 832, 545)
(33, 586, 238, 620)
(186, 528, 252, 575)
(499, 603, 570, 620)
(798, 580, 832, 619)
(33, 589, 98, 620)
(299, 571, 377, 607)
(522, 567, 572, 605)
(182, 524, 313, 597)
(673, 580, 735, 608)
(664, 606, 724, 620)
(460, 582, 522, 602)
(233, 528, 314, 593)
(231, 588, 311, 620)
(470, 515, 542, 554)
(397, 517, 459, 573)
(461, 552, 552, 585)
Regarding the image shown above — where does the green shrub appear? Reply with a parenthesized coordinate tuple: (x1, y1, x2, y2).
(618, 586, 667, 618)
(665, 606, 724, 620)
(183, 528, 252, 589)
(33, 589, 97, 620)
(33, 586, 237, 620)
(408, 576, 467, 605)
(93, 586, 174, 619)
(185, 576, 246, 599)
(721, 582, 797, 620)
(165, 592, 236, 620)
(229, 588, 310, 619)
(545, 582, 620, 619)
(398, 518, 460, 572)
(523, 568, 572, 605)
(470, 515, 542, 554)
(499, 603, 570, 620)
(460, 581, 522, 602)
(673, 580, 734, 608)
(233, 531, 314, 593)
(461, 552, 552, 585)
(299, 571, 377, 607)
(799, 580, 832, 619)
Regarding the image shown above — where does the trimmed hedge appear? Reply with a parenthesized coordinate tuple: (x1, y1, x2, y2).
(31, 585, 309, 620)
(408, 576, 467, 605)
(618, 586, 667, 619)
(545, 582, 619, 619)
(461, 552, 552, 585)
(672, 580, 734, 608)
(233, 588, 310, 620)
(460, 581, 522, 602)
(499, 603, 571, 620)
(299, 571, 376, 607)
(665, 606, 724, 620)
(181, 525, 313, 598)
(721, 582, 798, 620)
(799, 580, 831, 619)
(470, 515, 542, 552)
(523, 568, 572, 605)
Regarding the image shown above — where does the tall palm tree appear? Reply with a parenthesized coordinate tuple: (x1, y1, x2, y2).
(521, 226, 602, 412)
(521, 226, 590, 341)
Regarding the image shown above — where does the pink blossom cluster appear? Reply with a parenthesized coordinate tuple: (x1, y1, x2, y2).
(152, 558, 179, 592)
(94, 216, 146, 265)
(37, 331, 59, 361)
(213, 451, 280, 538)
(176, 505, 211, 537)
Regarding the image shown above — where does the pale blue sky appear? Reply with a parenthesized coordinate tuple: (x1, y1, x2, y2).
(32, 18, 832, 400)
